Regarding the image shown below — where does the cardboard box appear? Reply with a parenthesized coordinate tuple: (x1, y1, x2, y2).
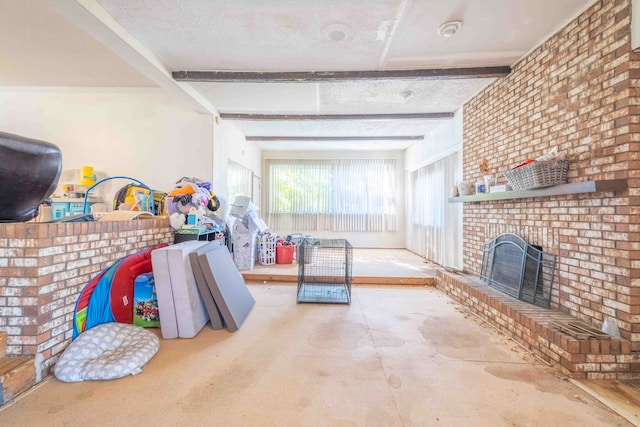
(232, 219, 257, 271)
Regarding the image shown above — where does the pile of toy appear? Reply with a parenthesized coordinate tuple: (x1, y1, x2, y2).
(166, 177, 227, 238)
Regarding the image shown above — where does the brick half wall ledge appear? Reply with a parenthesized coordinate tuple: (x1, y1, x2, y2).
(0, 218, 174, 380)
(437, 270, 640, 380)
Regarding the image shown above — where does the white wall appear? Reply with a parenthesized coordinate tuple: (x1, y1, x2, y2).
(0, 87, 214, 203)
(404, 109, 463, 263)
(261, 150, 405, 248)
(212, 119, 262, 219)
(404, 110, 463, 173)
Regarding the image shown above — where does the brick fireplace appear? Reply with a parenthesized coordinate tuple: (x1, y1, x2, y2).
(0, 219, 173, 379)
(437, 0, 640, 378)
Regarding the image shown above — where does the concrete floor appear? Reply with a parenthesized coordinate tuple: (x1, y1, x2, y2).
(0, 285, 632, 426)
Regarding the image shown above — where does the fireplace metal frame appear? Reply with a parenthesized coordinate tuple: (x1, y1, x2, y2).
(480, 233, 556, 308)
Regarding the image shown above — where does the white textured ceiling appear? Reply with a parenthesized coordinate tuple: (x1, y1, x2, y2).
(189, 79, 494, 114)
(95, 0, 595, 71)
(1, 0, 598, 151)
(252, 138, 420, 152)
(230, 118, 441, 138)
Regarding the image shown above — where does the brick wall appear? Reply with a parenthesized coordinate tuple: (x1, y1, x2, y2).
(462, 0, 640, 349)
(0, 218, 173, 379)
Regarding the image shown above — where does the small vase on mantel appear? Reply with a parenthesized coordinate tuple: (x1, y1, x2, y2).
(483, 175, 495, 193)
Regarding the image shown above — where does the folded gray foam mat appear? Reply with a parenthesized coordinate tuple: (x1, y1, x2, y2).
(198, 245, 255, 332)
(151, 241, 209, 339)
(189, 241, 225, 330)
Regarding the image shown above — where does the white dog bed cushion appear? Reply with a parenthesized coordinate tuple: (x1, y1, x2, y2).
(55, 322, 159, 382)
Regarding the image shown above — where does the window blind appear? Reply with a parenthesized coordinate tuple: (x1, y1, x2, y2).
(266, 158, 397, 232)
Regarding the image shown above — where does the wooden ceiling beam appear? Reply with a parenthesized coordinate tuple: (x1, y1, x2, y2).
(173, 67, 510, 83)
(219, 112, 454, 121)
(246, 136, 424, 141)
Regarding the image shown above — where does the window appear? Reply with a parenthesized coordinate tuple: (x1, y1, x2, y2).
(227, 160, 253, 206)
(266, 158, 397, 232)
(270, 161, 330, 214)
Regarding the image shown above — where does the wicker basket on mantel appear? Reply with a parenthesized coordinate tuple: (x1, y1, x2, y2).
(502, 159, 569, 191)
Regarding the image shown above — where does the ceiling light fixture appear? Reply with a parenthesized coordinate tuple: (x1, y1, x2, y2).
(322, 23, 353, 43)
(328, 29, 346, 41)
(438, 20, 462, 38)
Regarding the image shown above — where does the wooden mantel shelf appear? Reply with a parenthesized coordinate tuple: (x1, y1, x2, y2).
(448, 179, 628, 203)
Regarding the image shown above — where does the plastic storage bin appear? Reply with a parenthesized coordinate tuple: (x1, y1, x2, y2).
(276, 244, 294, 264)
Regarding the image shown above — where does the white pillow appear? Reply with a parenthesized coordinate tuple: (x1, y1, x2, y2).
(55, 323, 159, 382)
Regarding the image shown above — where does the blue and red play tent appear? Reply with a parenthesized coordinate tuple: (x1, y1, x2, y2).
(72, 243, 167, 338)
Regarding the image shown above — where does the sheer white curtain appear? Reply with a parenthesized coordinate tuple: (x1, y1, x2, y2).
(408, 152, 462, 269)
(331, 159, 396, 231)
(266, 158, 397, 232)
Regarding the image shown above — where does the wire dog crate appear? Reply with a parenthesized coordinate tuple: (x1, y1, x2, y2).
(297, 239, 352, 304)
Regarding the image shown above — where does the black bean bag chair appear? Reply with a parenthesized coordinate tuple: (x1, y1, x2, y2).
(0, 131, 62, 222)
